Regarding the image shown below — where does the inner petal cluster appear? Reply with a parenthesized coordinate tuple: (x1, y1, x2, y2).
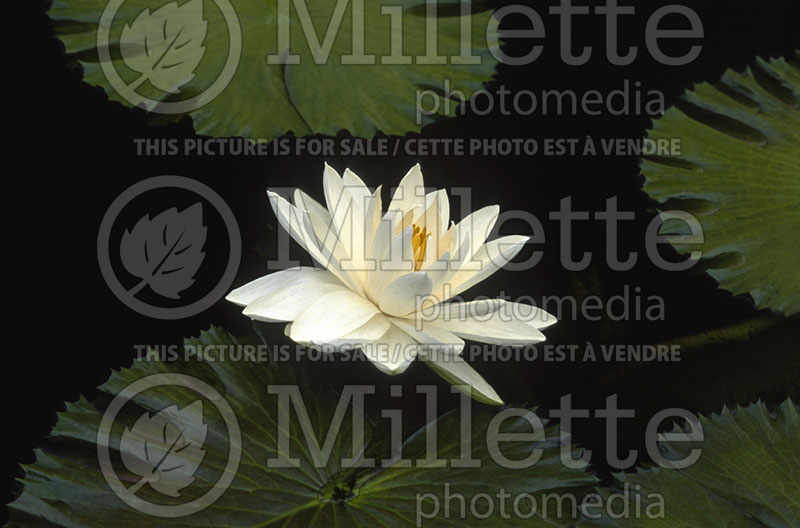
(227, 163, 559, 405)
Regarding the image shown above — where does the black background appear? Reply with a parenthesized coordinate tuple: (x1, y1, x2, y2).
(4, 0, 800, 523)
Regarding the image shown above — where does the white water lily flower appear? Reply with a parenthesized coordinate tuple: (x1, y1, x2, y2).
(227, 164, 556, 405)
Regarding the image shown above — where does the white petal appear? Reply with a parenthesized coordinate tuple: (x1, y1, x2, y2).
(231, 269, 347, 323)
(294, 189, 351, 264)
(326, 314, 392, 350)
(322, 164, 354, 254)
(447, 235, 530, 299)
(425, 312, 546, 346)
(289, 289, 381, 343)
(419, 249, 451, 292)
(366, 224, 415, 302)
(378, 272, 433, 317)
(388, 164, 425, 221)
(415, 190, 444, 230)
(365, 185, 383, 254)
(434, 189, 450, 237)
(508, 302, 559, 330)
(243, 285, 349, 323)
(342, 168, 372, 206)
(415, 298, 506, 320)
(268, 190, 312, 254)
(361, 323, 420, 375)
(412, 299, 552, 345)
(391, 318, 464, 355)
(226, 266, 342, 306)
(341, 169, 373, 279)
(294, 189, 350, 259)
(450, 205, 500, 266)
(437, 223, 455, 260)
(427, 234, 472, 305)
(367, 214, 392, 272)
(268, 190, 361, 292)
(321, 165, 374, 283)
(293, 189, 330, 222)
(419, 349, 504, 406)
(415, 299, 557, 335)
(322, 163, 345, 216)
(395, 206, 420, 234)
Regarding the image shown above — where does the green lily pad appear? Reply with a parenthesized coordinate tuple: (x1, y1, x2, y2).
(581, 399, 800, 527)
(642, 52, 800, 314)
(49, 0, 499, 138)
(8, 326, 597, 527)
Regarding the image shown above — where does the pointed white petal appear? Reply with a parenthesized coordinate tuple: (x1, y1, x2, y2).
(378, 271, 433, 317)
(320, 165, 374, 284)
(294, 190, 351, 264)
(420, 249, 451, 291)
(419, 349, 504, 406)
(413, 299, 551, 345)
(447, 235, 530, 299)
(325, 313, 392, 350)
(508, 302, 558, 330)
(322, 163, 345, 215)
(342, 168, 372, 205)
(388, 164, 425, 221)
(268, 190, 312, 254)
(416, 189, 449, 233)
(293, 189, 330, 221)
(435, 225, 454, 261)
(230, 269, 347, 324)
(294, 189, 350, 258)
(368, 214, 393, 272)
(268, 190, 361, 292)
(226, 267, 341, 307)
(391, 318, 464, 355)
(425, 313, 545, 346)
(451, 205, 500, 267)
(366, 224, 415, 302)
(427, 234, 472, 305)
(415, 298, 505, 320)
(341, 169, 372, 280)
(435, 189, 450, 236)
(322, 164, 353, 254)
(361, 323, 420, 375)
(243, 285, 350, 323)
(365, 185, 383, 254)
(416, 299, 557, 334)
(289, 289, 381, 344)
(395, 206, 420, 234)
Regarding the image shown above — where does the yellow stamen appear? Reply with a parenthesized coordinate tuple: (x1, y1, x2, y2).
(411, 224, 430, 271)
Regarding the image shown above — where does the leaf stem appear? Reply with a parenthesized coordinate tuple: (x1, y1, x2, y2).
(127, 476, 148, 495)
(128, 279, 147, 297)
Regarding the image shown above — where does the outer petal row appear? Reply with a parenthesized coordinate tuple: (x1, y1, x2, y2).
(226, 267, 343, 312)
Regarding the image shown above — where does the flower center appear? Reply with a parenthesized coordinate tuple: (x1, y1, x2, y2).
(411, 224, 430, 271)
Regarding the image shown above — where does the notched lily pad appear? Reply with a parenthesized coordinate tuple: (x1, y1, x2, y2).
(642, 52, 800, 314)
(8, 326, 597, 527)
(581, 399, 800, 527)
(49, 0, 500, 138)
